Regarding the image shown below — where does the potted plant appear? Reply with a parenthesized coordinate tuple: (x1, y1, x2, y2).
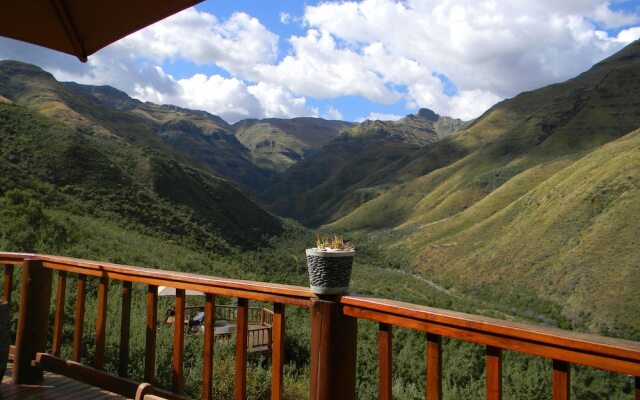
(306, 235, 355, 296)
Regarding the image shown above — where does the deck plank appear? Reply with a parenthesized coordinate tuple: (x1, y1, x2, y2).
(1, 363, 129, 399)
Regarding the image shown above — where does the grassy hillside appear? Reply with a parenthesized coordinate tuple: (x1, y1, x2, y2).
(0, 61, 273, 192)
(232, 117, 352, 172)
(331, 40, 640, 336)
(0, 101, 283, 250)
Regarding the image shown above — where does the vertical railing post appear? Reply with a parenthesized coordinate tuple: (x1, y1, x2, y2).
(426, 333, 442, 400)
(119, 281, 132, 377)
(234, 298, 249, 400)
(552, 360, 570, 400)
(203, 293, 216, 400)
(2, 264, 14, 303)
(95, 276, 108, 369)
(172, 288, 186, 394)
(635, 376, 639, 400)
(486, 346, 502, 400)
(72, 274, 87, 362)
(309, 297, 357, 400)
(12, 259, 52, 384)
(52, 270, 67, 356)
(271, 303, 285, 400)
(145, 284, 158, 383)
(378, 323, 393, 400)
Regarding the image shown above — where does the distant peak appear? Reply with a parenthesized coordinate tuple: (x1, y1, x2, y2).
(0, 60, 55, 80)
(65, 82, 132, 100)
(416, 108, 439, 122)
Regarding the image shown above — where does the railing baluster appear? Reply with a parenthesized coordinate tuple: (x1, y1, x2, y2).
(309, 298, 358, 400)
(2, 264, 13, 303)
(235, 298, 249, 400)
(172, 288, 186, 394)
(95, 277, 108, 369)
(378, 323, 393, 400)
(72, 274, 86, 362)
(13, 259, 52, 384)
(203, 293, 216, 400)
(486, 346, 502, 400)
(552, 360, 570, 400)
(145, 284, 158, 383)
(52, 270, 66, 357)
(426, 333, 442, 400)
(635, 376, 639, 400)
(271, 303, 285, 400)
(119, 281, 132, 377)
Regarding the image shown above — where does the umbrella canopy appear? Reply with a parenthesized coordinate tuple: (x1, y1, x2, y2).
(0, 0, 203, 62)
(157, 286, 204, 296)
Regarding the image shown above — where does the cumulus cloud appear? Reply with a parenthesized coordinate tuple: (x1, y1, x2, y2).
(1, 1, 640, 122)
(356, 112, 405, 122)
(324, 106, 344, 120)
(255, 29, 400, 103)
(247, 82, 318, 119)
(279, 12, 292, 24)
(298, 0, 640, 119)
(120, 9, 278, 79)
(592, 3, 640, 28)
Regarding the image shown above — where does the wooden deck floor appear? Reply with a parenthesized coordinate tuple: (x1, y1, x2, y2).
(1, 362, 129, 399)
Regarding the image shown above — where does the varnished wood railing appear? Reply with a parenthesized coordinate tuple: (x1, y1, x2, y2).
(0, 253, 307, 400)
(1, 252, 639, 400)
(340, 296, 640, 400)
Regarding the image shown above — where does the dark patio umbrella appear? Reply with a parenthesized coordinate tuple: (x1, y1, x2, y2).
(0, 0, 203, 62)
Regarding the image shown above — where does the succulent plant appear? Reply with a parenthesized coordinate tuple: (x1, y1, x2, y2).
(314, 234, 354, 251)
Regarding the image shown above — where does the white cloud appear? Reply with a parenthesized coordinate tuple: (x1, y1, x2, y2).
(255, 29, 400, 103)
(280, 12, 292, 24)
(592, 3, 640, 28)
(356, 112, 405, 122)
(172, 74, 261, 122)
(120, 9, 278, 78)
(247, 82, 318, 119)
(297, 0, 640, 119)
(324, 106, 344, 120)
(445, 90, 502, 121)
(615, 26, 640, 42)
(1, 1, 640, 122)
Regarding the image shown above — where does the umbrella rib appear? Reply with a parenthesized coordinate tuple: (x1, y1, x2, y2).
(50, 0, 88, 62)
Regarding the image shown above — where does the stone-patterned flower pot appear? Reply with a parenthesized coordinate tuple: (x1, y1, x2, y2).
(306, 249, 355, 295)
(0, 301, 9, 381)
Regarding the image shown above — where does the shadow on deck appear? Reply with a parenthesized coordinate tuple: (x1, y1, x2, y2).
(1, 362, 127, 399)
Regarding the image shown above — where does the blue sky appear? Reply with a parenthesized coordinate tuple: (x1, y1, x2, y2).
(1, 0, 640, 123)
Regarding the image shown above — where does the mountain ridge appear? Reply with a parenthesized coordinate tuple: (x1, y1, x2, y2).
(329, 39, 640, 334)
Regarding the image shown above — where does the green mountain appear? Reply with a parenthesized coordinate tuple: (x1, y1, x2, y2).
(260, 108, 464, 226)
(0, 64, 284, 250)
(67, 83, 277, 191)
(330, 40, 640, 334)
(0, 60, 273, 192)
(232, 117, 352, 172)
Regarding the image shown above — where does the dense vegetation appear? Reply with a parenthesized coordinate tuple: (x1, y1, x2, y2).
(0, 200, 635, 399)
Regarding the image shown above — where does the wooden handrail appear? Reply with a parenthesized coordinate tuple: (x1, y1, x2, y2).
(2, 251, 639, 400)
(340, 296, 640, 373)
(31, 253, 311, 306)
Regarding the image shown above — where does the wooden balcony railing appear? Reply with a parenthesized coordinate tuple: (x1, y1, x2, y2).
(1, 252, 639, 400)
